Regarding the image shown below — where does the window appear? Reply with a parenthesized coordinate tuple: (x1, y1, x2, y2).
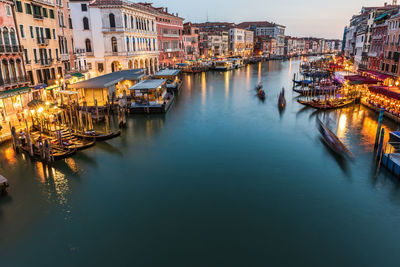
(33, 48, 38, 63)
(124, 15, 127, 28)
(42, 8, 48, 17)
(25, 3, 32, 14)
(85, 39, 92, 52)
(109, 13, 115, 28)
(83, 17, 89, 30)
(19, 25, 25, 38)
(24, 49, 29, 64)
(30, 26, 34, 38)
(111, 37, 117, 52)
(9, 28, 17, 45)
(49, 9, 54, 19)
(16, 1, 23, 12)
(126, 37, 129, 51)
(55, 48, 59, 60)
(97, 63, 104, 72)
(81, 4, 87, 11)
(45, 28, 51, 39)
(69, 16, 72, 29)
(53, 29, 56, 39)
(5, 5, 11, 16)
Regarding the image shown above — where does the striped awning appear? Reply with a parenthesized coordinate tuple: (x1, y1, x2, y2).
(0, 86, 31, 99)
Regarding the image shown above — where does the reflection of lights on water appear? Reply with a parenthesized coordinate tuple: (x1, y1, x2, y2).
(225, 72, 230, 99)
(51, 167, 69, 205)
(337, 114, 347, 140)
(4, 147, 17, 165)
(258, 62, 262, 83)
(201, 72, 206, 106)
(65, 158, 78, 173)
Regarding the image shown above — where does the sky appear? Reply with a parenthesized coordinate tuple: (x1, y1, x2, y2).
(148, 0, 393, 39)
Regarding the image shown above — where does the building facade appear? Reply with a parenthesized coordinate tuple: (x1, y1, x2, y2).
(183, 22, 199, 60)
(0, 0, 30, 118)
(70, 0, 159, 76)
(15, 0, 67, 86)
(237, 21, 285, 56)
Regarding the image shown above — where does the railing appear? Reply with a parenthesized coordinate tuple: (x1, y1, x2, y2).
(33, 14, 43, 20)
(40, 58, 52, 66)
(37, 38, 49, 46)
(60, 54, 69, 61)
(162, 33, 180, 38)
(0, 76, 29, 86)
(25, 59, 31, 65)
(164, 48, 182, 53)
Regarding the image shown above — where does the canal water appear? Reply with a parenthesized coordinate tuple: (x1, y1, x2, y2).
(1, 59, 400, 267)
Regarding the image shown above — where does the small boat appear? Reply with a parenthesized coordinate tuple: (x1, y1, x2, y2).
(73, 130, 121, 141)
(278, 88, 286, 109)
(309, 99, 355, 110)
(20, 143, 76, 161)
(258, 89, 266, 100)
(293, 79, 313, 86)
(0, 174, 9, 195)
(318, 118, 354, 159)
(255, 82, 263, 91)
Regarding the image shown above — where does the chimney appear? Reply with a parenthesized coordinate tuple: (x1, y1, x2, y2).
(393, 0, 398, 5)
(384, 2, 387, 6)
(166, 7, 168, 13)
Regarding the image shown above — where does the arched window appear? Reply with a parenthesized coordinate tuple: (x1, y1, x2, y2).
(111, 37, 117, 52)
(83, 17, 89, 30)
(85, 39, 92, 52)
(147, 20, 149, 31)
(1, 60, 8, 80)
(130, 16, 133, 28)
(109, 13, 115, 28)
(16, 59, 22, 78)
(124, 14, 127, 28)
(9, 28, 16, 46)
(126, 37, 129, 52)
(9, 59, 15, 80)
(3, 27, 9, 45)
(152, 21, 154, 32)
(132, 37, 135, 51)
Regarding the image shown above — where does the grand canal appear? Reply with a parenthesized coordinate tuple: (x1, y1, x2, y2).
(1, 59, 400, 266)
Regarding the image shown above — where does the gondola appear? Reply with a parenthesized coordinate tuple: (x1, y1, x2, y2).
(308, 99, 355, 110)
(293, 79, 313, 86)
(255, 83, 263, 91)
(293, 87, 336, 96)
(20, 144, 76, 161)
(278, 88, 286, 109)
(318, 118, 354, 159)
(257, 89, 266, 100)
(73, 130, 121, 141)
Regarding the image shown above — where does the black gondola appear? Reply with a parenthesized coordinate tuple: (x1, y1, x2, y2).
(73, 130, 121, 141)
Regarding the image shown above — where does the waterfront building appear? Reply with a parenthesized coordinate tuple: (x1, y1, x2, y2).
(382, 10, 400, 76)
(368, 13, 390, 72)
(182, 22, 200, 60)
(229, 28, 253, 57)
(237, 21, 285, 56)
(70, 0, 159, 77)
(15, 0, 68, 86)
(0, 0, 30, 119)
(207, 31, 229, 57)
(138, 3, 184, 68)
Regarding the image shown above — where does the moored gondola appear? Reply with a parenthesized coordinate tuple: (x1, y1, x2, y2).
(73, 130, 121, 141)
(278, 88, 286, 109)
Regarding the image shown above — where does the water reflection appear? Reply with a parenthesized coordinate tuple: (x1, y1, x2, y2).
(225, 71, 230, 100)
(201, 72, 206, 107)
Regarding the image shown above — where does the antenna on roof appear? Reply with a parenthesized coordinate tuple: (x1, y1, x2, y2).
(206, 9, 209, 22)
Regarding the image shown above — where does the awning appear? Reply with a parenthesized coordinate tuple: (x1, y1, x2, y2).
(369, 86, 400, 101)
(0, 86, 31, 99)
(45, 85, 61, 90)
(359, 69, 395, 81)
(374, 13, 389, 22)
(71, 72, 84, 78)
(33, 84, 47, 90)
(344, 75, 379, 85)
(59, 90, 78, 95)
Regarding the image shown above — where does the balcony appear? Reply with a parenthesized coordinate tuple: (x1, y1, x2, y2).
(102, 27, 125, 33)
(162, 33, 180, 38)
(0, 76, 30, 87)
(86, 52, 94, 57)
(0, 45, 23, 54)
(40, 58, 52, 66)
(37, 38, 49, 46)
(164, 48, 182, 53)
(25, 60, 31, 65)
(33, 13, 43, 20)
(60, 54, 70, 61)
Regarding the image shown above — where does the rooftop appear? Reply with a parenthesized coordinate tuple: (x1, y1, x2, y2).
(69, 70, 145, 89)
(154, 69, 181, 77)
(129, 79, 167, 90)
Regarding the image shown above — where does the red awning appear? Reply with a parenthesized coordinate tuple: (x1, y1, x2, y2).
(359, 69, 395, 81)
(344, 75, 379, 84)
(369, 86, 400, 100)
